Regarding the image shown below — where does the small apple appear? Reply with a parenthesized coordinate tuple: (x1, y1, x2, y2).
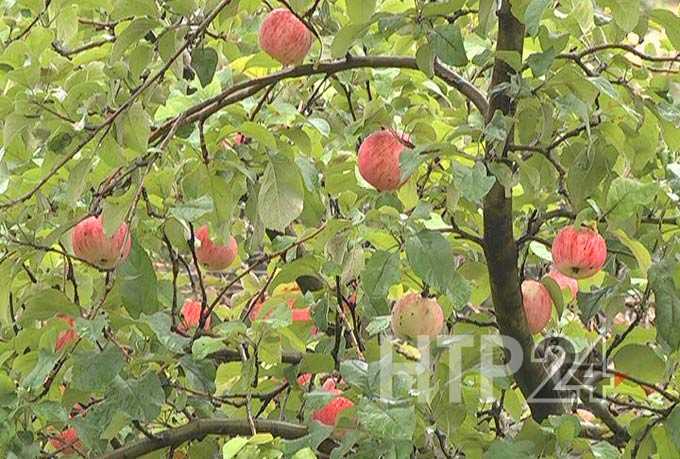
(552, 226, 607, 279)
(547, 266, 578, 301)
(55, 315, 77, 352)
(177, 299, 211, 332)
(390, 292, 444, 340)
(71, 216, 131, 269)
(312, 378, 353, 428)
(521, 280, 553, 334)
(195, 225, 238, 271)
(49, 427, 81, 455)
(357, 130, 412, 192)
(259, 8, 312, 65)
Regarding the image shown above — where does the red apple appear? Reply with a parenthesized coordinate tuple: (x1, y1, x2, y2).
(259, 8, 312, 65)
(547, 265, 578, 301)
(195, 225, 238, 271)
(320, 378, 341, 394)
(249, 298, 312, 323)
(234, 132, 248, 145)
(71, 216, 131, 269)
(221, 133, 249, 150)
(49, 427, 81, 455)
(390, 292, 444, 340)
(521, 280, 553, 334)
(551, 226, 607, 279)
(312, 379, 353, 427)
(55, 315, 77, 352)
(297, 373, 312, 386)
(178, 299, 211, 332)
(357, 130, 412, 192)
(312, 397, 354, 426)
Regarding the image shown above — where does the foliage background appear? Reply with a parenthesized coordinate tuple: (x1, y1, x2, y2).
(1, 0, 680, 457)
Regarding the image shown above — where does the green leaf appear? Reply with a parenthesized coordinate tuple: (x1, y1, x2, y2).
(577, 286, 625, 323)
(192, 47, 218, 87)
(524, 0, 551, 36)
(21, 351, 59, 390)
(111, 0, 160, 19)
(612, 344, 665, 384)
(238, 121, 276, 149)
(422, 0, 466, 17)
(606, 177, 658, 218)
(110, 18, 158, 61)
(552, 415, 581, 446)
(650, 9, 680, 50)
(365, 315, 391, 336)
(612, 229, 651, 276)
(346, 0, 376, 24)
(485, 439, 536, 459)
(454, 163, 496, 204)
(63, 157, 93, 204)
(566, 148, 610, 206)
(121, 102, 151, 153)
(649, 259, 680, 351)
(541, 275, 565, 317)
(357, 401, 415, 441)
(405, 230, 470, 307)
(71, 346, 125, 392)
(495, 50, 523, 71)
(192, 336, 227, 360)
(415, 44, 435, 77)
(601, 0, 640, 32)
(258, 155, 304, 231)
(330, 24, 368, 58)
(55, 4, 78, 44)
(21, 288, 80, 324)
(167, 0, 196, 16)
(3, 113, 31, 148)
(170, 195, 214, 221)
(270, 256, 322, 292)
(0, 148, 8, 195)
(299, 354, 334, 375)
(117, 241, 159, 318)
(101, 190, 134, 237)
(361, 250, 400, 315)
(282, 423, 333, 456)
(223, 437, 249, 459)
(429, 24, 468, 67)
(477, 0, 495, 33)
(32, 401, 68, 424)
(340, 359, 369, 393)
(666, 405, 680, 451)
(106, 373, 165, 422)
(158, 28, 184, 79)
(180, 354, 216, 393)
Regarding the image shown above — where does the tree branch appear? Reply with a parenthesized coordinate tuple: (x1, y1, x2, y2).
(565, 43, 680, 64)
(208, 348, 303, 365)
(98, 418, 335, 459)
(6, 0, 52, 44)
(149, 56, 488, 143)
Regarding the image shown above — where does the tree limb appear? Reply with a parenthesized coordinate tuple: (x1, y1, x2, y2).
(149, 56, 488, 143)
(97, 418, 335, 459)
(208, 348, 303, 365)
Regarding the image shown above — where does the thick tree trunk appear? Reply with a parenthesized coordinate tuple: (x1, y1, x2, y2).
(482, 0, 565, 421)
